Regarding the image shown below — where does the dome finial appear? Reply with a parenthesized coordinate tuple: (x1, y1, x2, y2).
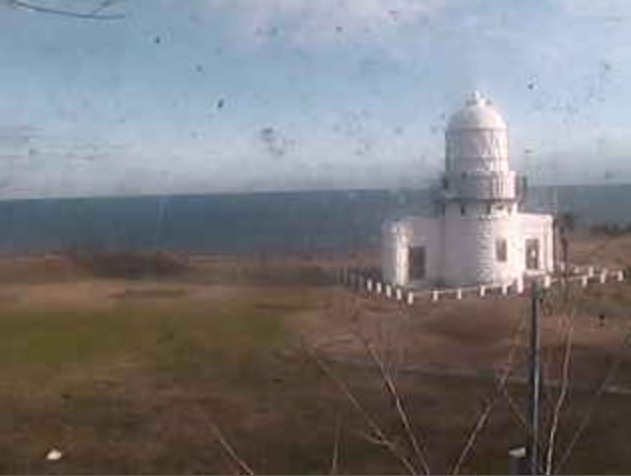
(447, 92, 506, 130)
(466, 91, 485, 106)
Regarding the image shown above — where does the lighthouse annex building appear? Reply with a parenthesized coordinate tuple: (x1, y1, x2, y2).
(382, 92, 554, 289)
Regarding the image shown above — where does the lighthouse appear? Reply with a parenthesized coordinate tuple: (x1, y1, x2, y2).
(382, 92, 554, 288)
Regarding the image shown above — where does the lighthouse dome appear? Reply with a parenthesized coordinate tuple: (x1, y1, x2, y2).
(445, 92, 509, 173)
(447, 91, 507, 131)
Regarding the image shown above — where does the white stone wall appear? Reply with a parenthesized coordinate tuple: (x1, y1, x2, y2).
(442, 203, 523, 287)
(520, 213, 555, 275)
(381, 220, 407, 285)
(382, 210, 554, 288)
(382, 217, 442, 286)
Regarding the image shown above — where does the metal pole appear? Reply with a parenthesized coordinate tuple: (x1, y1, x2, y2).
(528, 282, 541, 475)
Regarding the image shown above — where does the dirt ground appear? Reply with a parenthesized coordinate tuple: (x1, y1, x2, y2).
(0, 233, 629, 474)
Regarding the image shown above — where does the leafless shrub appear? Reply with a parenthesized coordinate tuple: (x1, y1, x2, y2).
(544, 308, 575, 475)
(356, 331, 432, 475)
(70, 249, 190, 278)
(553, 324, 631, 474)
(451, 312, 527, 475)
(304, 342, 419, 475)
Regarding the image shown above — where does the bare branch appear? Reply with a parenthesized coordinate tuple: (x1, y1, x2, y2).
(88, 0, 123, 15)
(451, 313, 527, 475)
(330, 414, 342, 475)
(554, 326, 631, 474)
(5, 0, 125, 20)
(545, 310, 574, 475)
(303, 343, 418, 475)
(502, 384, 529, 433)
(358, 333, 432, 475)
(211, 422, 255, 476)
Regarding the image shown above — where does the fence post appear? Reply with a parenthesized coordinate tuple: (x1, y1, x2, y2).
(516, 278, 524, 295)
(385, 284, 392, 299)
(543, 275, 551, 289)
(367, 279, 373, 292)
(581, 275, 589, 288)
(375, 282, 383, 295)
(502, 283, 509, 296)
(396, 288, 403, 301)
(456, 288, 463, 300)
(432, 290, 439, 302)
(617, 270, 625, 282)
(406, 292, 415, 306)
(509, 446, 528, 475)
(479, 286, 486, 298)
(599, 270, 608, 284)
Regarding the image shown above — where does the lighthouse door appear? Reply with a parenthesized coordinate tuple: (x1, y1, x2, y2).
(409, 246, 426, 281)
(525, 239, 540, 270)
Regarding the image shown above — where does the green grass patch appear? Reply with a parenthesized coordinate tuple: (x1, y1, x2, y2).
(0, 289, 317, 392)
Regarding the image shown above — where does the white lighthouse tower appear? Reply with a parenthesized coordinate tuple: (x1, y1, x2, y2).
(382, 92, 554, 288)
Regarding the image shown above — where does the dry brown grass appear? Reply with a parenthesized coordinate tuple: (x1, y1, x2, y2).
(0, 233, 628, 474)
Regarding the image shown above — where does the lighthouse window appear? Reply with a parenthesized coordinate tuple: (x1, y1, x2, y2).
(496, 239, 508, 262)
(409, 246, 426, 280)
(526, 239, 540, 270)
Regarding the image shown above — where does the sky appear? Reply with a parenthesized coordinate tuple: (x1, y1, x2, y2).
(0, 0, 630, 198)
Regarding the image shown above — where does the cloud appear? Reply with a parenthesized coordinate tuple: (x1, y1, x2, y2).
(204, 0, 448, 45)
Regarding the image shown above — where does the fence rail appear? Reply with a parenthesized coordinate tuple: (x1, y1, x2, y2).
(336, 266, 626, 307)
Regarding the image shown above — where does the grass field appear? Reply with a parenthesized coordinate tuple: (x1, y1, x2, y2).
(0, 233, 629, 474)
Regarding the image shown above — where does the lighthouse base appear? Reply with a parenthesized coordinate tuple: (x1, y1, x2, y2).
(382, 212, 554, 289)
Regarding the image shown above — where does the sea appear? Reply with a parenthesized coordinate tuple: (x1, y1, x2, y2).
(0, 184, 628, 255)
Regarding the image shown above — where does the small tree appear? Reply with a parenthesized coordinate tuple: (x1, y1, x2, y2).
(556, 212, 577, 233)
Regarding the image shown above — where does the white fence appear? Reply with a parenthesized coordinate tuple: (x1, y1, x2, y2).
(337, 266, 627, 307)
